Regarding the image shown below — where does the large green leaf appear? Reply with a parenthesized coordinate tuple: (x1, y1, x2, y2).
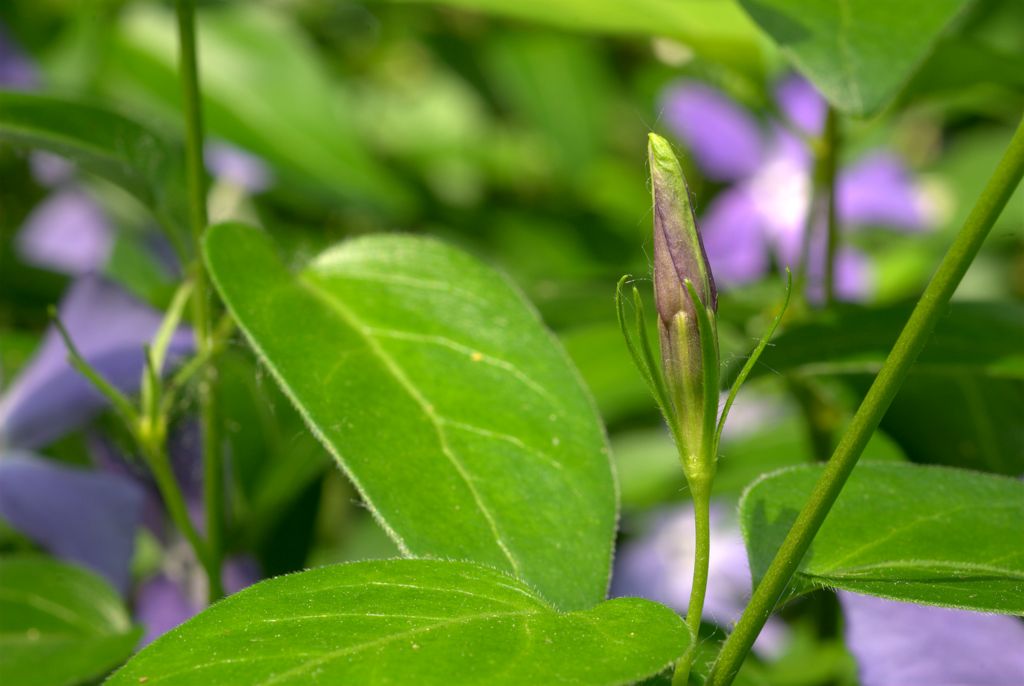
(0, 91, 186, 242)
(0, 556, 141, 686)
(736, 302, 1024, 381)
(383, 0, 766, 73)
(741, 463, 1024, 614)
(108, 560, 687, 686)
(738, 0, 971, 115)
(204, 223, 616, 610)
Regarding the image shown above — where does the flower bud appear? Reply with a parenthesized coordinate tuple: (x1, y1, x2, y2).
(649, 132, 717, 326)
(648, 133, 719, 477)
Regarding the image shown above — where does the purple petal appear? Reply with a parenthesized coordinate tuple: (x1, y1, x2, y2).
(15, 188, 113, 275)
(135, 574, 199, 646)
(838, 152, 928, 230)
(0, 452, 144, 594)
(29, 151, 76, 187)
(223, 555, 261, 595)
(660, 81, 764, 181)
(841, 592, 1024, 686)
(205, 142, 272, 193)
(804, 238, 874, 304)
(0, 277, 194, 449)
(747, 128, 813, 266)
(700, 186, 770, 286)
(0, 25, 37, 90)
(612, 503, 788, 657)
(774, 74, 826, 135)
(135, 556, 261, 645)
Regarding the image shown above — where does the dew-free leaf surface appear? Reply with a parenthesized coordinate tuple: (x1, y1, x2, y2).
(108, 559, 689, 686)
(106, 4, 413, 214)
(384, 0, 766, 73)
(738, 0, 970, 115)
(0, 91, 186, 242)
(204, 223, 616, 611)
(736, 302, 1024, 381)
(741, 463, 1024, 614)
(0, 556, 141, 686)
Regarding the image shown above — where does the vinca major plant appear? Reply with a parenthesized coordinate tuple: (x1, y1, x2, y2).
(0, 1, 1023, 685)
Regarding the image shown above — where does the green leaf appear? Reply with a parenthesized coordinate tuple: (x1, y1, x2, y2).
(383, 0, 766, 74)
(738, 0, 971, 115)
(852, 374, 1024, 476)
(109, 560, 687, 686)
(0, 91, 187, 245)
(104, 4, 413, 214)
(741, 463, 1024, 614)
(0, 556, 141, 686)
(204, 223, 616, 610)
(735, 302, 1024, 381)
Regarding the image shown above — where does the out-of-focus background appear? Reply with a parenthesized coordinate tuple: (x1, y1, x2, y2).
(1, 1, 1023, 682)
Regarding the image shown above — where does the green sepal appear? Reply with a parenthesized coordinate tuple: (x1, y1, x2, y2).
(49, 307, 139, 430)
(715, 270, 793, 448)
(616, 275, 681, 444)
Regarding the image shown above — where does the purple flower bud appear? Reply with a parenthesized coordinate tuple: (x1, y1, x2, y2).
(649, 132, 717, 328)
(649, 133, 719, 473)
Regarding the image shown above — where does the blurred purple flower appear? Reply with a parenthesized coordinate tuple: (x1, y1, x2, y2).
(136, 556, 260, 645)
(0, 25, 37, 90)
(0, 277, 193, 449)
(660, 75, 930, 301)
(612, 502, 788, 657)
(205, 142, 272, 194)
(841, 592, 1024, 686)
(0, 451, 144, 594)
(15, 188, 114, 275)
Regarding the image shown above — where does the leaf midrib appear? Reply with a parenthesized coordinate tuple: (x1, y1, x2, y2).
(297, 274, 524, 576)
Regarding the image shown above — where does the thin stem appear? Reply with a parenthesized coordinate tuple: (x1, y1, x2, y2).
(706, 114, 1024, 686)
(821, 107, 841, 306)
(176, 0, 223, 602)
(140, 435, 216, 585)
(673, 477, 712, 686)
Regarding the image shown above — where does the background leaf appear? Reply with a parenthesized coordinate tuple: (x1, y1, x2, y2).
(204, 223, 616, 610)
(0, 91, 187, 245)
(108, 559, 688, 686)
(102, 3, 413, 215)
(381, 0, 766, 74)
(739, 304, 1024, 474)
(741, 463, 1024, 614)
(738, 0, 971, 115)
(0, 556, 141, 686)
(736, 303, 1024, 381)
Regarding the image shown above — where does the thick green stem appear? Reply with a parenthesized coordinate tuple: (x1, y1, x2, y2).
(706, 114, 1024, 686)
(673, 477, 712, 686)
(175, 0, 223, 602)
(821, 108, 841, 306)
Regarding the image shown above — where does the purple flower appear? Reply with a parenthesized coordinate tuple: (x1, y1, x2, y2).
(15, 188, 113, 275)
(660, 76, 930, 301)
(205, 142, 272, 194)
(612, 502, 789, 657)
(840, 592, 1024, 686)
(0, 277, 194, 449)
(135, 556, 260, 645)
(0, 24, 37, 90)
(0, 451, 144, 594)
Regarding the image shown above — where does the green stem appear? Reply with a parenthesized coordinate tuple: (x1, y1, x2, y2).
(706, 114, 1024, 686)
(673, 477, 712, 686)
(821, 107, 841, 306)
(140, 435, 214, 581)
(175, 0, 223, 602)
